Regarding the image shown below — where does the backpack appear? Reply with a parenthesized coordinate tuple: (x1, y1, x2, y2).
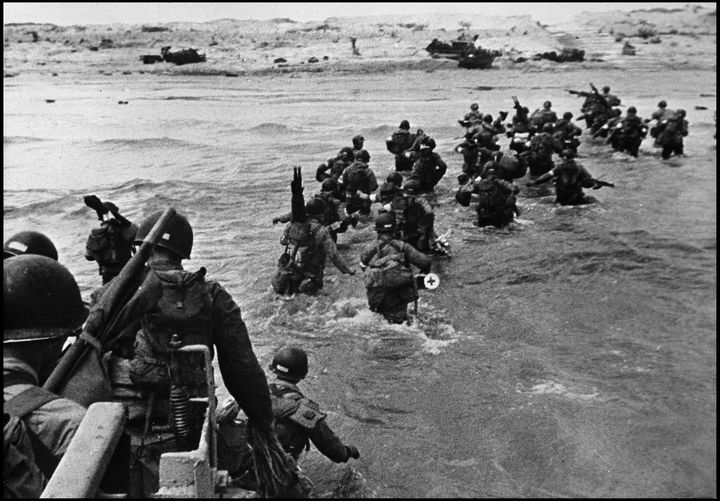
(272, 223, 319, 294)
(4, 412, 46, 499)
(130, 267, 213, 390)
(315, 193, 338, 226)
(475, 178, 507, 219)
(363, 241, 414, 289)
(85, 222, 133, 267)
(344, 164, 367, 194)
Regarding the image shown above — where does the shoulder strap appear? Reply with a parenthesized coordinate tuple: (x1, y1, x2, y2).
(4, 386, 63, 478)
(4, 386, 61, 419)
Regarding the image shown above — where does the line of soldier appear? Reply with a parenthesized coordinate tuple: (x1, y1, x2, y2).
(4, 83, 698, 497)
(269, 83, 698, 327)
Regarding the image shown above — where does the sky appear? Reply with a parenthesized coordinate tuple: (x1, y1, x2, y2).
(3, 2, 715, 26)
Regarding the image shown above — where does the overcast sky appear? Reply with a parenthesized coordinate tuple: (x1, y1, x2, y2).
(4, 2, 714, 26)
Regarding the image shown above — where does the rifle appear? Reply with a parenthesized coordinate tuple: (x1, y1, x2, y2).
(84, 194, 132, 226)
(43, 207, 178, 407)
(592, 179, 615, 189)
(567, 89, 592, 97)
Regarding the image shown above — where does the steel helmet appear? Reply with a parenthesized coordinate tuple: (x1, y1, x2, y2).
(3, 231, 58, 261)
(676, 109, 686, 118)
(4, 254, 88, 343)
(399, 120, 410, 130)
(352, 135, 364, 148)
(386, 172, 403, 186)
(374, 212, 397, 233)
(561, 149, 576, 159)
(403, 179, 421, 195)
(306, 197, 326, 216)
(470, 103, 479, 111)
(270, 346, 309, 380)
(627, 106, 637, 114)
(338, 146, 354, 159)
(355, 149, 370, 162)
(321, 178, 338, 192)
(602, 86, 610, 93)
(543, 100, 552, 109)
(563, 112, 573, 120)
(134, 210, 193, 259)
(420, 136, 436, 150)
(658, 100, 667, 108)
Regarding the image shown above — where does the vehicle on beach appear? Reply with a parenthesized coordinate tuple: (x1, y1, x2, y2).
(426, 35, 497, 69)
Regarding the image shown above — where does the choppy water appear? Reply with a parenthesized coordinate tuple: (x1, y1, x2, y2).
(4, 67, 716, 497)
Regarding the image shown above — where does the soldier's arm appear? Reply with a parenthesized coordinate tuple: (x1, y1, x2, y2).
(209, 282, 273, 431)
(434, 154, 448, 171)
(273, 211, 292, 225)
(306, 419, 354, 463)
(404, 244, 432, 273)
(320, 228, 353, 274)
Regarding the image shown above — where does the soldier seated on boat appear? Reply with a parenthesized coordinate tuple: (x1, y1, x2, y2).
(4, 255, 88, 495)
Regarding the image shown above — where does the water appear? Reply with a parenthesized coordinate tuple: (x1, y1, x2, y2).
(4, 67, 716, 497)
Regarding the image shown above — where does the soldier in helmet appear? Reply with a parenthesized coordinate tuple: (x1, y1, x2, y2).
(90, 209, 284, 495)
(3, 230, 58, 260)
(340, 149, 378, 215)
(469, 162, 520, 228)
(360, 212, 432, 324)
(614, 106, 647, 157)
(409, 136, 447, 193)
(529, 100, 558, 129)
(381, 179, 437, 254)
(217, 346, 359, 493)
(657, 109, 689, 160)
(351, 135, 365, 159)
(273, 167, 355, 296)
(4, 255, 88, 490)
(83, 196, 138, 284)
(386, 120, 417, 172)
(315, 146, 355, 187)
(459, 102, 483, 128)
(527, 149, 613, 205)
(552, 111, 583, 154)
(266, 346, 359, 461)
(526, 122, 557, 177)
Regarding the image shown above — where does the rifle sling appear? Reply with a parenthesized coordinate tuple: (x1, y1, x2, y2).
(79, 330, 103, 352)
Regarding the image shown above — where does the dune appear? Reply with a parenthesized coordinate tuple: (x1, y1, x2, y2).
(2, 4, 715, 78)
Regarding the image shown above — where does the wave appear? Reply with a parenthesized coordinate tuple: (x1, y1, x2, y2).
(4, 135, 49, 144)
(245, 122, 291, 133)
(95, 137, 212, 151)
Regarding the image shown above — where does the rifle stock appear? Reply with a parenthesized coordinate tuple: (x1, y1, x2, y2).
(43, 207, 178, 401)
